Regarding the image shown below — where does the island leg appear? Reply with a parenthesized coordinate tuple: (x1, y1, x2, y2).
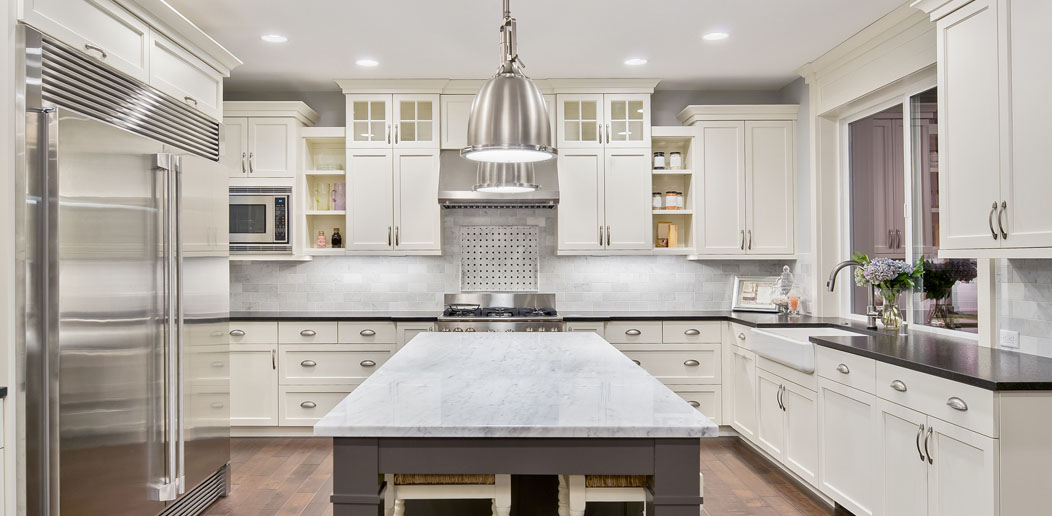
(331, 438, 382, 516)
(651, 439, 702, 516)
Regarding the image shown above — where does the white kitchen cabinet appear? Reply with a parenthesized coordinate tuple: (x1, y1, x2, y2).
(927, 420, 997, 516)
(557, 94, 650, 149)
(347, 148, 395, 250)
(745, 121, 795, 255)
(878, 400, 930, 516)
(440, 94, 556, 150)
(147, 31, 222, 119)
(395, 322, 435, 349)
(604, 148, 653, 249)
(247, 118, 298, 178)
(696, 122, 746, 254)
(817, 377, 881, 516)
(729, 346, 758, 441)
(556, 147, 651, 252)
(756, 369, 786, 458)
(755, 369, 819, 487)
(223, 102, 319, 180)
(279, 385, 355, 427)
(394, 150, 442, 251)
(565, 322, 606, 339)
(230, 344, 278, 426)
(347, 94, 439, 149)
(346, 148, 441, 254)
(221, 118, 249, 178)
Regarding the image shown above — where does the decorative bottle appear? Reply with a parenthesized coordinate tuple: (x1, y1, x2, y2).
(331, 228, 343, 248)
(316, 230, 327, 249)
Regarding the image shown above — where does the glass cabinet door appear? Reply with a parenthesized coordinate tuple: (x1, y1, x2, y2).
(606, 94, 650, 146)
(347, 94, 393, 148)
(557, 94, 604, 149)
(393, 94, 440, 148)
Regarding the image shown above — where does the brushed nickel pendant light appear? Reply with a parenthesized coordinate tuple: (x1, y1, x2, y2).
(474, 162, 539, 193)
(461, 0, 556, 167)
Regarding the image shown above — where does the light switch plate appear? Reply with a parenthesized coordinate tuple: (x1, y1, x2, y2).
(999, 329, 1020, 349)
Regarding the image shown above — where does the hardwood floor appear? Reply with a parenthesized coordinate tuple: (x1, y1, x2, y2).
(202, 437, 833, 516)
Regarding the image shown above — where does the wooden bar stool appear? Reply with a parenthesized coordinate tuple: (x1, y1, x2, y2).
(557, 473, 704, 516)
(383, 474, 512, 516)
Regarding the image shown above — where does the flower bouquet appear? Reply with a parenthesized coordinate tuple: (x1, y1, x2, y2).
(922, 259, 977, 328)
(852, 253, 924, 330)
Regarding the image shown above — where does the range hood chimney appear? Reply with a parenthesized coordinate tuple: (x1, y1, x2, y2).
(438, 150, 559, 209)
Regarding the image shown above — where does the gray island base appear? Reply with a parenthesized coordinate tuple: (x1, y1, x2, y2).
(315, 333, 718, 516)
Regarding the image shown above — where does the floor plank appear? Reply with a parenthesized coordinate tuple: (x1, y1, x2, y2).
(202, 437, 833, 516)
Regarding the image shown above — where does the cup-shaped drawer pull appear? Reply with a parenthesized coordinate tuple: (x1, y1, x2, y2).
(300, 401, 317, 409)
(683, 359, 700, 367)
(229, 329, 245, 337)
(632, 359, 641, 366)
(890, 380, 908, 392)
(360, 329, 376, 336)
(946, 397, 969, 412)
(360, 360, 377, 367)
(687, 400, 700, 408)
(210, 402, 224, 409)
(625, 329, 642, 336)
(300, 329, 317, 337)
(737, 332, 746, 340)
(300, 360, 317, 367)
(684, 329, 701, 336)
(835, 363, 851, 374)
(211, 361, 225, 368)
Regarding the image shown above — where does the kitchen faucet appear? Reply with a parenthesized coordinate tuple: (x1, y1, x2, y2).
(827, 260, 879, 329)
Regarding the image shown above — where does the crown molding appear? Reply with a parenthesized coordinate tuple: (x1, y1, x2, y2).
(335, 78, 661, 95)
(223, 101, 320, 125)
(677, 104, 799, 124)
(118, 0, 242, 74)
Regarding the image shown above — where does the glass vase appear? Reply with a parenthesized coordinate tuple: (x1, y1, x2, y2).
(879, 288, 903, 330)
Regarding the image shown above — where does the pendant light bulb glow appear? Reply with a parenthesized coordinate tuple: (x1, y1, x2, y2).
(461, 0, 556, 167)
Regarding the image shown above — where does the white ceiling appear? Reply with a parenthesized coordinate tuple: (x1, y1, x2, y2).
(169, 0, 905, 93)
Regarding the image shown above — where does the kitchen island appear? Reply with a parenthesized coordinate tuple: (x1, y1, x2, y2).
(315, 332, 717, 516)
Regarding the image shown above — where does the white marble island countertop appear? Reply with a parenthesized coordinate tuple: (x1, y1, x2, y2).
(314, 332, 718, 438)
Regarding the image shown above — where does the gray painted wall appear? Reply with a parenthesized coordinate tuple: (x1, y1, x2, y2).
(777, 78, 813, 312)
(225, 90, 347, 127)
(650, 89, 785, 126)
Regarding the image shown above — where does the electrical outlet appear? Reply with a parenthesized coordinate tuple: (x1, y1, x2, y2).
(1000, 329, 1020, 349)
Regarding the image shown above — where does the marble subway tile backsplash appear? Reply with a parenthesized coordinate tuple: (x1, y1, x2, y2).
(231, 209, 794, 313)
(998, 259, 1052, 358)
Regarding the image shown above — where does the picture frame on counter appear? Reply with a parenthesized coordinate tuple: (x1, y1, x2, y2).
(731, 275, 779, 313)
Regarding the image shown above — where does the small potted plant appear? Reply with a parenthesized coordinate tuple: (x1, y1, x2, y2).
(852, 253, 925, 330)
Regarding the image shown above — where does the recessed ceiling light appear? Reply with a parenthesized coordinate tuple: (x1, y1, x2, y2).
(702, 32, 729, 41)
(260, 33, 288, 43)
(356, 58, 379, 67)
(624, 58, 648, 66)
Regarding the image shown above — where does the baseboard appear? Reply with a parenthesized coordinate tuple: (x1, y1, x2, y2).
(232, 426, 317, 437)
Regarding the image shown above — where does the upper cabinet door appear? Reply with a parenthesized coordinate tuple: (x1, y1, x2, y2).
(22, 0, 150, 82)
(393, 94, 440, 149)
(745, 120, 795, 255)
(347, 94, 394, 148)
(603, 147, 653, 250)
(393, 149, 441, 252)
(347, 149, 395, 251)
(695, 122, 747, 255)
(1002, 0, 1052, 248)
(937, 0, 1004, 250)
(221, 118, 249, 179)
(247, 118, 297, 178)
(440, 95, 475, 150)
(557, 94, 605, 149)
(557, 149, 605, 251)
(604, 94, 651, 148)
(148, 31, 223, 120)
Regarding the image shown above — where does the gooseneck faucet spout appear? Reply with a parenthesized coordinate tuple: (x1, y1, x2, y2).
(827, 260, 879, 330)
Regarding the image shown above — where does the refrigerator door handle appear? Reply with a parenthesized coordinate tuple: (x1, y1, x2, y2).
(174, 156, 186, 495)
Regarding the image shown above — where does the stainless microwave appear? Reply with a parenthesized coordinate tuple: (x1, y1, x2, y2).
(229, 186, 291, 253)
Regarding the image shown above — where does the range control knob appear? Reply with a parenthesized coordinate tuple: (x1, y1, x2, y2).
(525, 327, 533, 332)
(505, 329, 514, 332)
(465, 327, 476, 332)
(441, 328, 451, 332)
(453, 327, 464, 332)
(488, 329, 497, 332)
(537, 327, 546, 332)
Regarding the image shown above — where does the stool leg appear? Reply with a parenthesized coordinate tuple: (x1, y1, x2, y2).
(494, 474, 512, 516)
(557, 476, 569, 516)
(568, 475, 586, 516)
(393, 499, 405, 516)
(384, 475, 396, 516)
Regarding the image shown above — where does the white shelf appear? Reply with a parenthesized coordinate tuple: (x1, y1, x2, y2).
(653, 169, 692, 175)
(305, 170, 346, 176)
(305, 210, 346, 216)
(304, 248, 346, 256)
(652, 209, 693, 215)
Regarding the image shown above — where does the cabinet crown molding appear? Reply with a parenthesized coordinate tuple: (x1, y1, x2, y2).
(676, 105, 799, 125)
(910, 0, 975, 20)
(336, 78, 660, 95)
(223, 101, 320, 126)
(117, 0, 242, 73)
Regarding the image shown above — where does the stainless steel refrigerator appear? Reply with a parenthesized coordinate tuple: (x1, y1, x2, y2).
(15, 26, 231, 516)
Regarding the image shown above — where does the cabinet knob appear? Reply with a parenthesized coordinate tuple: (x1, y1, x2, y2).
(229, 329, 246, 337)
(360, 360, 376, 367)
(737, 332, 746, 340)
(946, 397, 968, 412)
(300, 360, 317, 367)
(835, 363, 851, 375)
(890, 380, 908, 392)
(683, 359, 700, 367)
(625, 329, 642, 336)
(687, 400, 700, 408)
(300, 401, 317, 409)
(684, 329, 701, 336)
(300, 329, 317, 337)
(210, 402, 224, 409)
(360, 329, 376, 336)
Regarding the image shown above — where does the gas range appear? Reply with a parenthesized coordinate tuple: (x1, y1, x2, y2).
(437, 293, 564, 333)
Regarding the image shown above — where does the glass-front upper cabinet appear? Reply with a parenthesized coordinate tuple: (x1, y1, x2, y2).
(346, 94, 439, 149)
(557, 93, 651, 149)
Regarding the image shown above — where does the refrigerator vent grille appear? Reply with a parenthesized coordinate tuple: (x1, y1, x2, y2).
(39, 36, 221, 161)
(230, 186, 294, 195)
(158, 465, 229, 516)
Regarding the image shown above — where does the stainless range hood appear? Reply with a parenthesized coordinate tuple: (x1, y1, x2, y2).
(438, 150, 559, 209)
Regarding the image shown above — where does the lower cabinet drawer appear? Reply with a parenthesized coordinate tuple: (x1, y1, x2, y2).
(620, 344, 720, 384)
(280, 345, 392, 385)
(875, 362, 996, 437)
(816, 346, 876, 394)
(186, 345, 229, 382)
(673, 385, 722, 424)
(280, 386, 354, 426)
(278, 321, 338, 344)
(605, 321, 662, 343)
(662, 321, 722, 344)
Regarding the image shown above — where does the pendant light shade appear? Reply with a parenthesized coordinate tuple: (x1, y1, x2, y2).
(474, 162, 539, 193)
(461, 0, 556, 164)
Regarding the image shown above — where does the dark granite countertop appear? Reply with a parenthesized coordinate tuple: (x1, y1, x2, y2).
(810, 333, 1052, 391)
(561, 310, 861, 328)
(229, 311, 439, 322)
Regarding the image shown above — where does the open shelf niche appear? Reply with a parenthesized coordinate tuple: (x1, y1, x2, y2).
(300, 127, 348, 255)
(651, 126, 696, 254)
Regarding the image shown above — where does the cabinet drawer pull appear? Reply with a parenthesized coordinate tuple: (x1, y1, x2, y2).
(687, 400, 700, 408)
(916, 423, 926, 462)
(271, 349, 276, 370)
(300, 329, 317, 337)
(210, 402, 224, 409)
(300, 360, 317, 367)
(989, 202, 999, 240)
(835, 363, 850, 374)
(946, 397, 968, 412)
(83, 43, 107, 59)
(229, 329, 245, 337)
(183, 96, 198, 106)
(300, 401, 317, 409)
(998, 201, 1009, 240)
(606, 226, 611, 246)
(360, 329, 376, 337)
(739, 230, 745, 250)
(684, 329, 701, 336)
(248, 152, 254, 173)
(776, 384, 784, 411)
(747, 229, 752, 250)
(632, 359, 641, 366)
(683, 359, 700, 367)
(360, 360, 377, 367)
(211, 361, 224, 368)
(624, 329, 641, 336)
(890, 380, 907, 392)
(737, 332, 746, 340)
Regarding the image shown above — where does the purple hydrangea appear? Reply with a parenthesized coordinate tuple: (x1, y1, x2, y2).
(862, 257, 912, 284)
